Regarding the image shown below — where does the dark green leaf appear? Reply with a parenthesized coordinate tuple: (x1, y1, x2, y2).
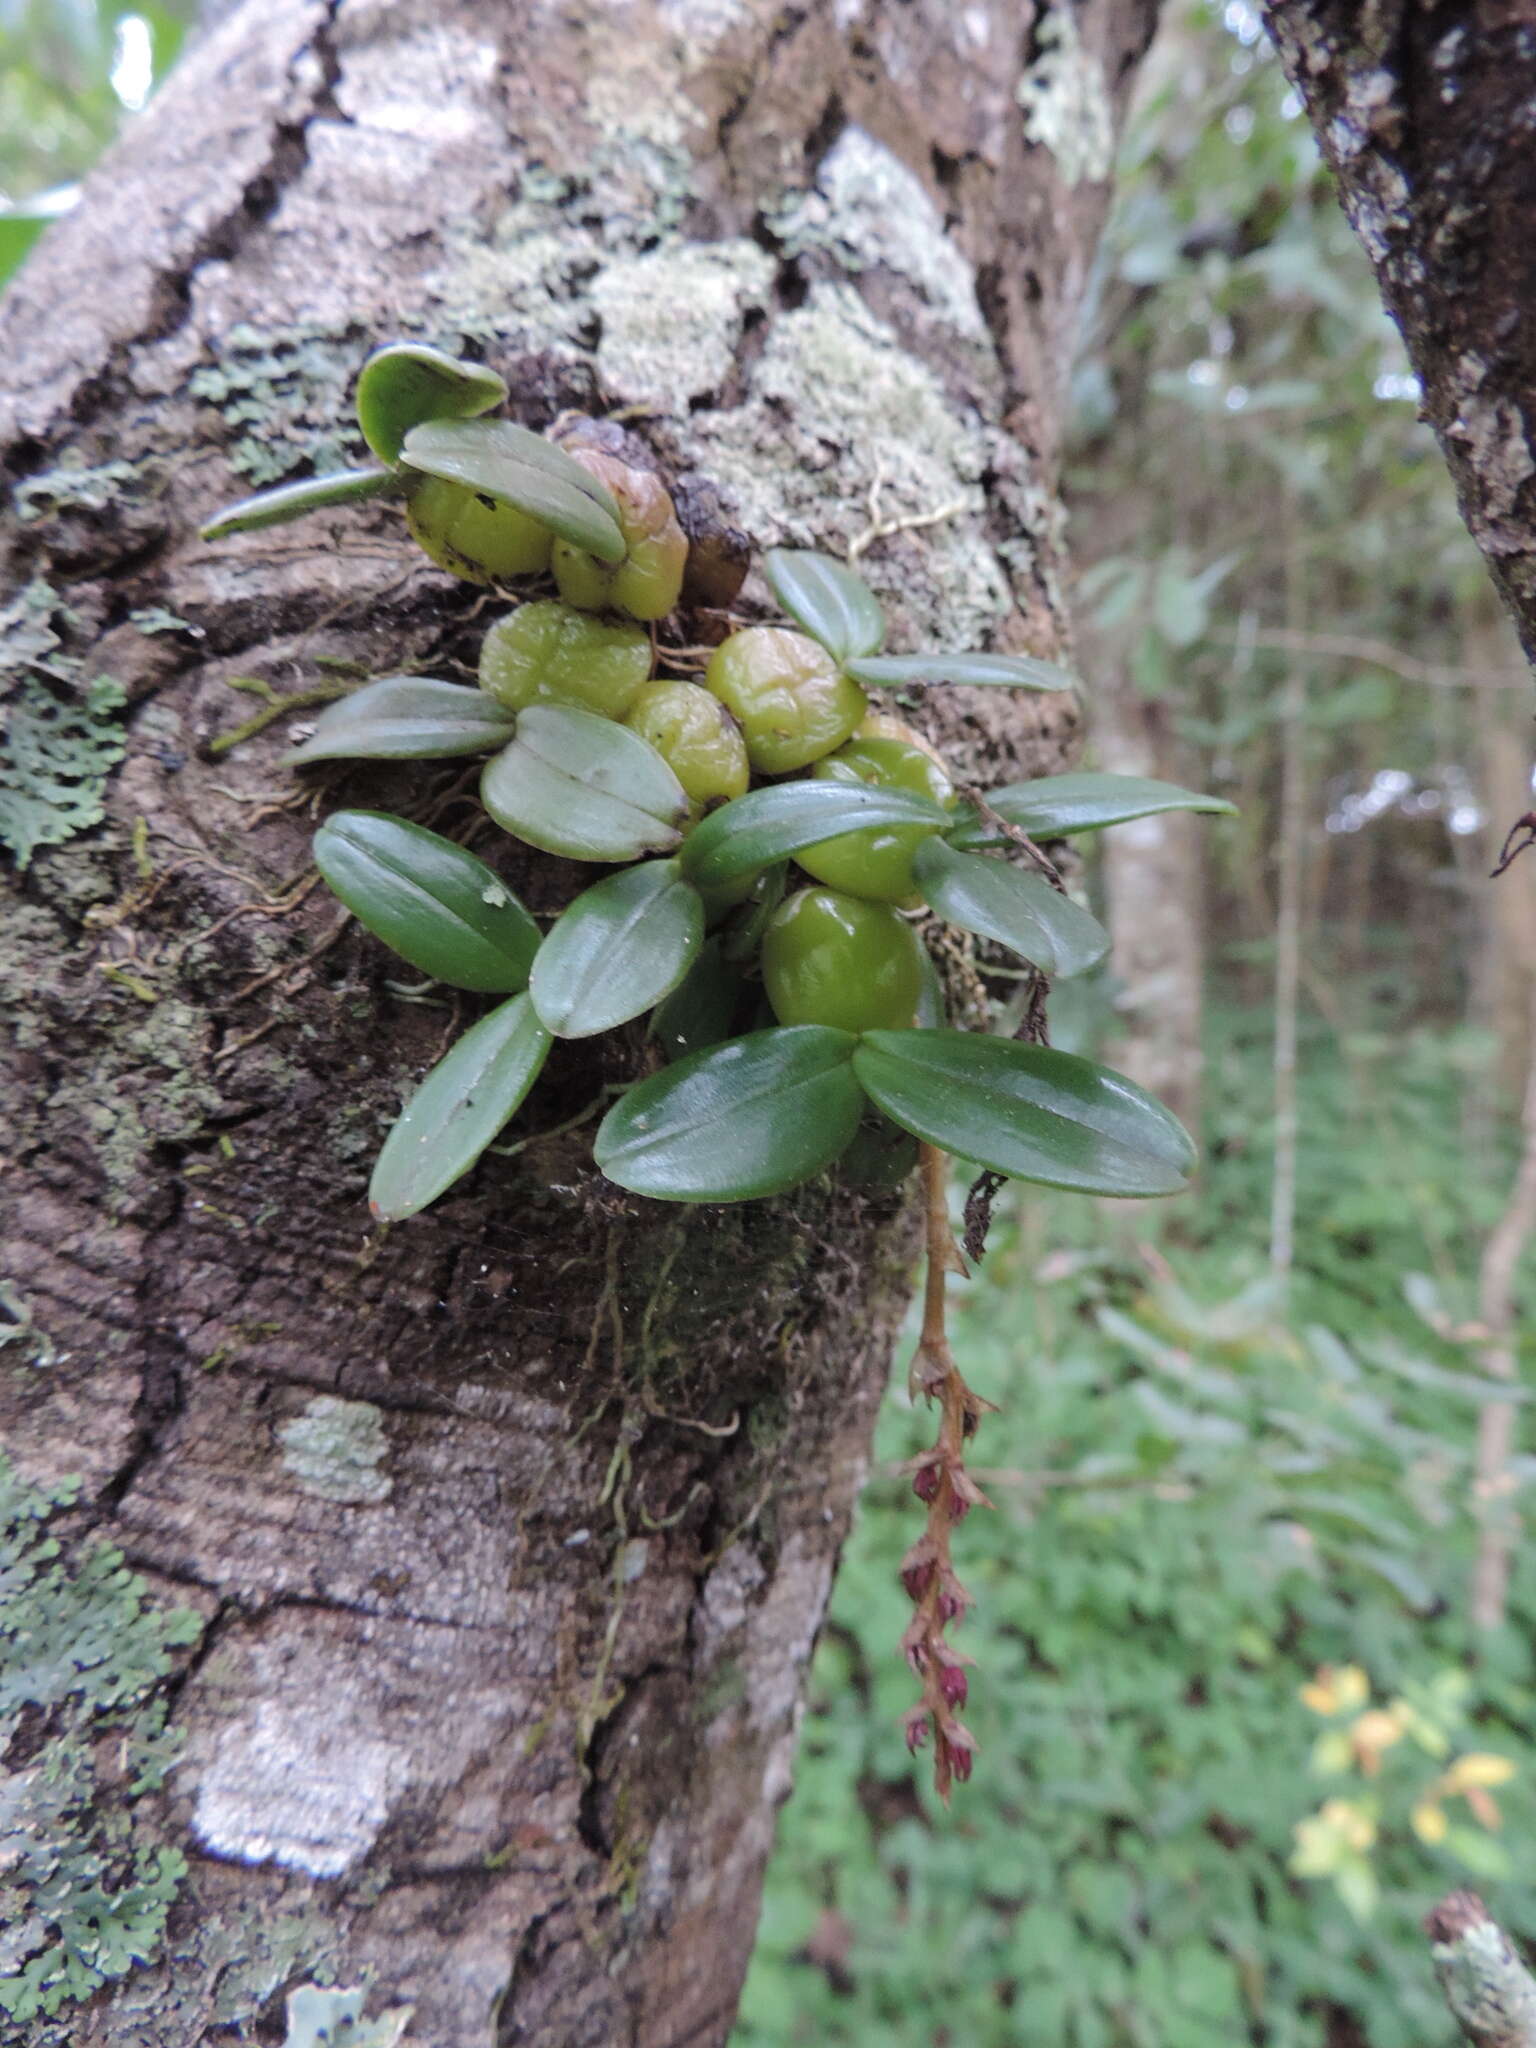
(355, 343, 507, 464)
(650, 940, 744, 1060)
(400, 419, 625, 561)
(481, 705, 689, 862)
(845, 650, 1079, 692)
(315, 810, 540, 992)
(763, 547, 884, 662)
(369, 992, 551, 1220)
(954, 771, 1238, 843)
(199, 466, 400, 541)
(716, 864, 789, 964)
(915, 941, 945, 1028)
(283, 676, 515, 765)
(530, 858, 704, 1038)
(852, 1030, 1196, 1197)
(913, 837, 1109, 978)
(840, 1112, 920, 1190)
(594, 1026, 864, 1201)
(680, 781, 951, 890)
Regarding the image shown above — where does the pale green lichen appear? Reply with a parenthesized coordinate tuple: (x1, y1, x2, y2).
(187, 321, 368, 485)
(282, 1983, 413, 2047)
(0, 1280, 61, 1370)
(1017, 8, 1115, 187)
(12, 455, 145, 525)
(768, 126, 988, 340)
(0, 580, 127, 870)
(279, 1397, 392, 1505)
(0, 1460, 201, 2037)
(68, 999, 225, 1213)
(591, 242, 776, 409)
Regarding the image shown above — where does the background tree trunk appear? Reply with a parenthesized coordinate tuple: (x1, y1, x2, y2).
(1262, 5, 1536, 675)
(0, 2, 1156, 2040)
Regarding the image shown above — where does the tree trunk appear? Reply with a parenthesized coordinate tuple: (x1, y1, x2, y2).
(1095, 679, 1208, 1135)
(1261, 6, 1536, 673)
(0, 2, 1156, 2042)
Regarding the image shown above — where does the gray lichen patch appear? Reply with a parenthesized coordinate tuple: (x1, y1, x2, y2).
(591, 242, 776, 409)
(687, 282, 1013, 650)
(0, 1459, 201, 2031)
(1447, 354, 1536, 556)
(13, 454, 147, 525)
(186, 321, 368, 485)
(770, 126, 988, 341)
(424, 208, 599, 363)
(279, 1396, 392, 1504)
(1016, 8, 1114, 187)
(0, 579, 128, 870)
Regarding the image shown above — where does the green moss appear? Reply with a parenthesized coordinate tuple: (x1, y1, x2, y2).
(0, 580, 127, 870)
(0, 1459, 201, 2036)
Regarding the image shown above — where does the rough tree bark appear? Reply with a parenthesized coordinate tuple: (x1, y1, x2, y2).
(1262, 6, 1536, 676)
(0, 3, 1158, 2042)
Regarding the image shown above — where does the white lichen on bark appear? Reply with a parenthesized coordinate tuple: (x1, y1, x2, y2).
(1016, 8, 1114, 187)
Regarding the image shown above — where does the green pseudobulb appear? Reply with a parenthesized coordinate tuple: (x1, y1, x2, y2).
(704, 626, 867, 776)
(479, 600, 652, 719)
(405, 473, 553, 582)
(761, 885, 927, 1034)
(799, 735, 956, 906)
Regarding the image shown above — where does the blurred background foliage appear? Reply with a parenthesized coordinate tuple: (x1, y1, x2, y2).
(0, 0, 192, 283)
(5, 2, 1536, 2042)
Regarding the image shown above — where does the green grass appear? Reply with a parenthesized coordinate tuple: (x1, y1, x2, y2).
(736, 1007, 1536, 2047)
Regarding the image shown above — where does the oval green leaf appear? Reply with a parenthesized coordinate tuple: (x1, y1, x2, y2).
(679, 781, 951, 891)
(650, 939, 744, 1061)
(595, 1025, 864, 1201)
(481, 704, 689, 863)
(283, 676, 515, 766)
(845, 650, 1079, 692)
(763, 547, 884, 662)
(912, 836, 1109, 978)
(355, 343, 507, 464)
(400, 419, 625, 561)
(199, 466, 400, 541)
(852, 1030, 1196, 1197)
(315, 810, 541, 992)
(369, 992, 552, 1221)
(530, 858, 704, 1039)
(958, 771, 1238, 842)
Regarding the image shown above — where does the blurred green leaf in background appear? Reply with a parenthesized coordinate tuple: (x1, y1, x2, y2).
(0, 0, 194, 288)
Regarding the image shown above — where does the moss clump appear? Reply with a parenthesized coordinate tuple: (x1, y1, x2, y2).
(0, 1459, 202, 2036)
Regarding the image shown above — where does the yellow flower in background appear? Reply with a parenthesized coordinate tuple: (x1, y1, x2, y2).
(1291, 1798, 1378, 1878)
(1300, 1665, 1370, 1717)
(1442, 1753, 1516, 1793)
(1350, 1708, 1405, 1775)
(1411, 1801, 1448, 1844)
(1322, 1798, 1377, 1854)
(1310, 1730, 1354, 1776)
